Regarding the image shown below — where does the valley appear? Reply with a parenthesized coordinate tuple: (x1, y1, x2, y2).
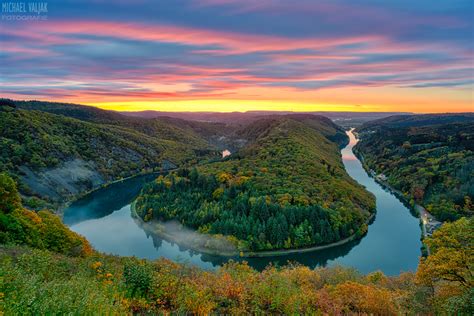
(2, 1, 473, 313)
(64, 128, 421, 275)
(1, 100, 472, 314)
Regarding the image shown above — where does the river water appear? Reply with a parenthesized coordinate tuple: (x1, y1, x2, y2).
(64, 130, 421, 275)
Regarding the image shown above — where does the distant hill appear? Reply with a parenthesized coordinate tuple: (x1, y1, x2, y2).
(11, 99, 125, 123)
(120, 109, 409, 127)
(7, 98, 408, 128)
(358, 113, 474, 129)
(135, 115, 375, 252)
(355, 113, 474, 221)
(10, 99, 236, 148)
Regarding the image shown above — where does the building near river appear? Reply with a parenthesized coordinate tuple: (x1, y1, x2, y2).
(222, 150, 231, 158)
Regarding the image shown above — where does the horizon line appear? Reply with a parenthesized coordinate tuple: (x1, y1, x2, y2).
(4, 98, 473, 114)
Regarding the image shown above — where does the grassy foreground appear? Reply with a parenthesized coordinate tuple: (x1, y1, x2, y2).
(0, 246, 426, 315)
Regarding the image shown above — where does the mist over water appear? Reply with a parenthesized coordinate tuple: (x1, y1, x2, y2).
(65, 130, 422, 274)
(69, 202, 217, 269)
(134, 218, 238, 256)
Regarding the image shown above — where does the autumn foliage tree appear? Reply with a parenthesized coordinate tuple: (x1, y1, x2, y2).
(0, 173, 92, 256)
(416, 217, 473, 313)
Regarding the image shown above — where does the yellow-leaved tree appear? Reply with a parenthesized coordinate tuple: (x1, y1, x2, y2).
(416, 217, 473, 313)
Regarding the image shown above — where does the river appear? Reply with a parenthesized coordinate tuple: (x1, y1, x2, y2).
(64, 130, 422, 275)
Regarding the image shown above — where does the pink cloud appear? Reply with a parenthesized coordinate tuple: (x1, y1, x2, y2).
(2, 17, 471, 104)
(0, 45, 55, 59)
(7, 19, 381, 55)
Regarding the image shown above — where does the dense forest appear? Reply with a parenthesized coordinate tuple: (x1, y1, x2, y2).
(0, 99, 222, 209)
(1, 173, 472, 314)
(355, 114, 474, 221)
(135, 117, 375, 251)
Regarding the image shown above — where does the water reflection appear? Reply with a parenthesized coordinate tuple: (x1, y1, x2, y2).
(63, 174, 158, 226)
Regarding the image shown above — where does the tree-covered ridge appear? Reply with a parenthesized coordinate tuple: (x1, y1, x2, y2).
(10, 99, 235, 149)
(135, 117, 375, 251)
(235, 114, 349, 147)
(355, 115, 474, 221)
(201, 117, 371, 212)
(0, 107, 219, 208)
(359, 113, 474, 129)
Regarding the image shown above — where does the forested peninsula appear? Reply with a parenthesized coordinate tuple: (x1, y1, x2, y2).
(135, 116, 375, 252)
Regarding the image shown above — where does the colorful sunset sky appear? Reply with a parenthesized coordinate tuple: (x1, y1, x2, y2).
(1, 0, 473, 112)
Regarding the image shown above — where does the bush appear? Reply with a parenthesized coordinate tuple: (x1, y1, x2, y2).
(0, 249, 126, 314)
(123, 260, 153, 297)
(0, 173, 21, 213)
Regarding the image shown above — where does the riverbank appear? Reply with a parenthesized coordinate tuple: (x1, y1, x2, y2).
(131, 201, 375, 258)
(352, 146, 442, 255)
(242, 214, 375, 258)
(130, 202, 238, 257)
(57, 169, 174, 217)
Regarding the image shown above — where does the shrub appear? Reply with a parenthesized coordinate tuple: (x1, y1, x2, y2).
(123, 260, 153, 297)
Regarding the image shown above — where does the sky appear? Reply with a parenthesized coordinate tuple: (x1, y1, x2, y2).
(1, 0, 473, 113)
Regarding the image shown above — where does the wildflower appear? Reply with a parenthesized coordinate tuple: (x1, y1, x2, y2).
(91, 261, 102, 270)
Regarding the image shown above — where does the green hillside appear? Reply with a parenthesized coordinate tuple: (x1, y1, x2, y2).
(359, 113, 474, 129)
(0, 106, 218, 209)
(355, 114, 474, 221)
(12, 99, 235, 148)
(135, 116, 375, 252)
(0, 173, 92, 256)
